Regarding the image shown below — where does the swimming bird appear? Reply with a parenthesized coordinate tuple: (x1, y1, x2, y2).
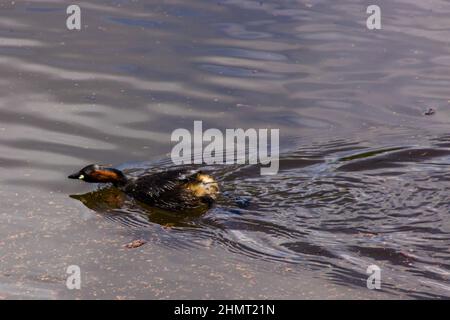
(68, 164, 219, 212)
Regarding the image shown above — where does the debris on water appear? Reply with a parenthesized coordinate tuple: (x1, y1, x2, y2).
(423, 108, 435, 116)
(357, 232, 379, 238)
(124, 239, 146, 249)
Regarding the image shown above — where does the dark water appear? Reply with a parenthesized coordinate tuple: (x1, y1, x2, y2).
(1, 0, 450, 299)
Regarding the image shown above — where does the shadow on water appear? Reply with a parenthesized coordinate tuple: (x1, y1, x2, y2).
(70, 186, 207, 229)
(68, 139, 450, 298)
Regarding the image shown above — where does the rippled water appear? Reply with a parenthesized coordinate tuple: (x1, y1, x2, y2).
(1, 0, 450, 299)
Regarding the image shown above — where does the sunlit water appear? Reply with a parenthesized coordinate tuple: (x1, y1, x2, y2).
(1, 0, 450, 299)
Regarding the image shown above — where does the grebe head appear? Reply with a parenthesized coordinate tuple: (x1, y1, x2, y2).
(68, 164, 127, 186)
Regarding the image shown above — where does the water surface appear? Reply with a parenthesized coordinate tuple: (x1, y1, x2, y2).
(1, 0, 450, 299)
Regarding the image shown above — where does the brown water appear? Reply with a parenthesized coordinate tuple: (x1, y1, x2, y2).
(1, 0, 450, 299)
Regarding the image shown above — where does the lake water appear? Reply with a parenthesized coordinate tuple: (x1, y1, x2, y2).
(1, 0, 450, 299)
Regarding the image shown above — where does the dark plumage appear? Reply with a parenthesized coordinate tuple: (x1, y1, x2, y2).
(68, 164, 219, 212)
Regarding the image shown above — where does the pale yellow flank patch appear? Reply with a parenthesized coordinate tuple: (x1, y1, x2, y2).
(185, 174, 219, 198)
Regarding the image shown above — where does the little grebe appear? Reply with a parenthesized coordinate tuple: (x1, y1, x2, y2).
(68, 164, 219, 211)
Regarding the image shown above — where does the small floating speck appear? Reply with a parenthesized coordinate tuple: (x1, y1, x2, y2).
(124, 239, 146, 249)
(423, 108, 435, 116)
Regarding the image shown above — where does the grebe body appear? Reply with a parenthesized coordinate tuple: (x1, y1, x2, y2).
(69, 164, 219, 211)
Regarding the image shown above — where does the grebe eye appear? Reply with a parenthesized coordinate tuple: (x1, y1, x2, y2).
(79, 174, 85, 180)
